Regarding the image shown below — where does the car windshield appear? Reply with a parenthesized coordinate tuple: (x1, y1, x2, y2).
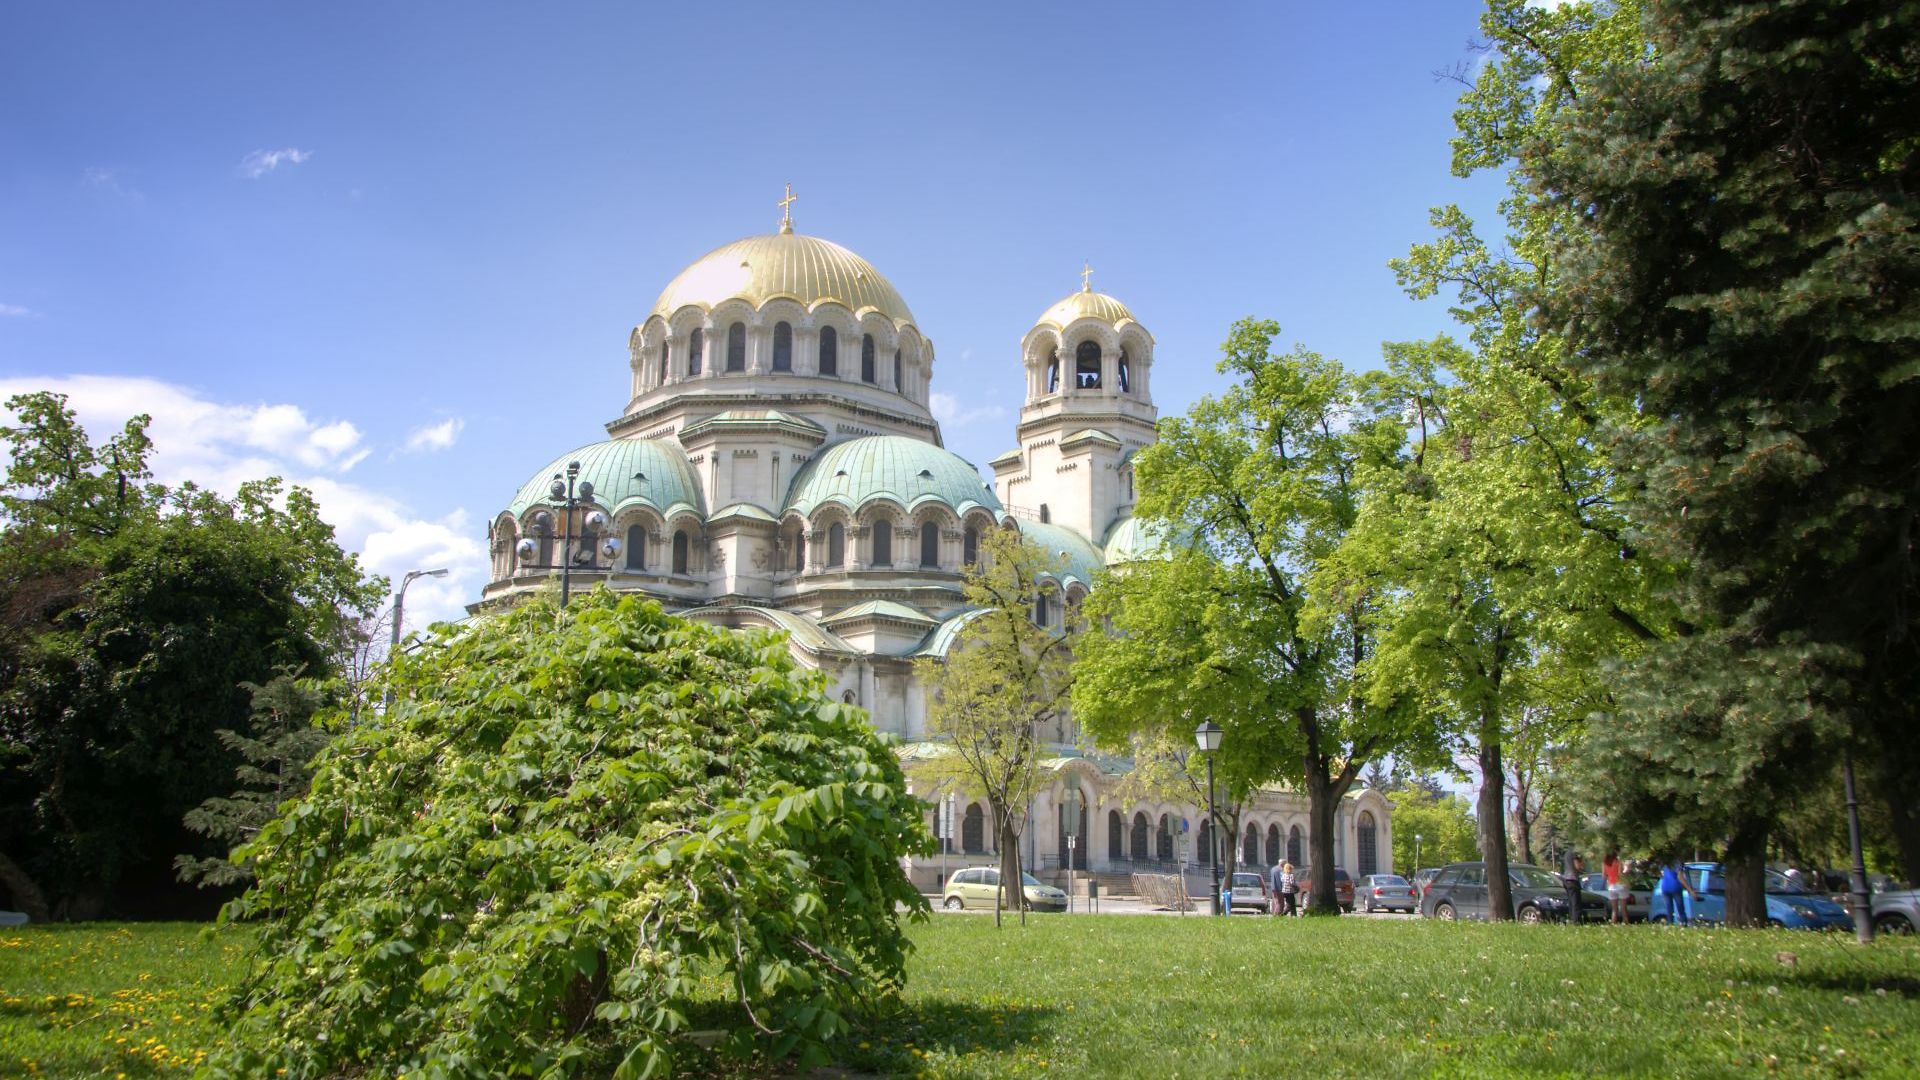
(1233, 874, 1262, 887)
(1765, 869, 1810, 894)
(1021, 872, 1043, 887)
(1374, 875, 1409, 886)
(1510, 866, 1566, 890)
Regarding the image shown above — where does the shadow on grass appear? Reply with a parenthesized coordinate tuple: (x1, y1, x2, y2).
(1784, 971, 1920, 1000)
(839, 997, 1056, 1072)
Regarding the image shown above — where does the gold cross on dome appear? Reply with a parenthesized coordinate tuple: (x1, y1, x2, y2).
(778, 183, 798, 233)
(1081, 260, 1093, 292)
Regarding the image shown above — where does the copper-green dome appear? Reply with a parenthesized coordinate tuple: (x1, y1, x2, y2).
(507, 439, 703, 520)
(1016, 519, 1104, 589)
(1102, 515, 1178, 564)
(785, 436, 1001, 518)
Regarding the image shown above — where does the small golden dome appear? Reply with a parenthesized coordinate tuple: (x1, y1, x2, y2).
(1035, 287, 1138, 329)
(650, 232, 917, 328)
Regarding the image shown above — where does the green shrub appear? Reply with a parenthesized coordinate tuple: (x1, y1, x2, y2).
(207, 590, 930, 1079)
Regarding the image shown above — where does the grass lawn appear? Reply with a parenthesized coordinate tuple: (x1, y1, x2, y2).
(4, 916, 1918, 1078)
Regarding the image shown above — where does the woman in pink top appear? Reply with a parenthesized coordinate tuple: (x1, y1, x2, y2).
(1603, 851, 1628, 925)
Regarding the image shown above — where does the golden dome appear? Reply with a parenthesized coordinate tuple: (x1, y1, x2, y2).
(649, 232, 917, 328)
(1035, 286, 1138, 329)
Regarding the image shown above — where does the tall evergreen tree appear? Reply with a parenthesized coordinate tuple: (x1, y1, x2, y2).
(1541, 0, 1920, 919)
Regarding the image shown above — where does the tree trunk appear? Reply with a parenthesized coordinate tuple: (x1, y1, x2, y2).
(1304, 766, 1341, 914)
(0, 850, 50, 923)
(1510, 774, 1537, 866)
(1722, 819, 1769, 928)
(1478, 726, 1513, 921)
(1873, 759, 1920, 887)
(995, 808, 1024, 928)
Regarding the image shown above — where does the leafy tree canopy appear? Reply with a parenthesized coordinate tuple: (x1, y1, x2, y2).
(211, 590, 930, 1079)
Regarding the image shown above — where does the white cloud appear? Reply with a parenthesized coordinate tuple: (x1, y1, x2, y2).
(0, 303, 34, 318)
(929, 391, 1008, 430)
(404, 417, 464, 453)
(237, 148, 312, 179)
(83, 166, 142, 201)
(0, 375, 484, 627)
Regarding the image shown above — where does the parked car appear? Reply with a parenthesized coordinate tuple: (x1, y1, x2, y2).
(1869, 889, 1920, 935)
(1419, 862, 1607, 923)
(942, 867, 1068, 912)
(1410, 867, 1441, 900)
(1654, 864, 1853, 930)
(1229, 871, 1269, 913)
(1293, 866, 1355, 913)
(1358, 874, 1418, 914)
(1583, 870, 1659, 922)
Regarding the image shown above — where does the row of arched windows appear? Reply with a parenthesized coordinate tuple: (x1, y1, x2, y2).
(656, 322, 906, 388)
(784, 520, 983, 572)
(1045, 341, 1134, 395)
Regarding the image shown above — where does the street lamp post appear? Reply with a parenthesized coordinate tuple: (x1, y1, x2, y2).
(390, 567, 450, 651)
(1194, 720, 1224, 916)
(1414, 833, 1423, 878)
(514, 461, 621, 605)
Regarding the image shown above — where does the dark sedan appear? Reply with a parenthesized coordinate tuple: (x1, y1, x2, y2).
(1420, 862, 1607, 923)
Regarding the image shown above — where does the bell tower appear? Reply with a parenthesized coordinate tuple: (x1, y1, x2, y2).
(990, 270, 1158, 544)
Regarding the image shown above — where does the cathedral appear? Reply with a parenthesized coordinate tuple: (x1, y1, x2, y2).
(477, 197, 1391, 896)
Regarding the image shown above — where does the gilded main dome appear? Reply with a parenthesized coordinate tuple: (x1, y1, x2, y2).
(1035, 287, 1138, 330)
(650, 232, 917, 328)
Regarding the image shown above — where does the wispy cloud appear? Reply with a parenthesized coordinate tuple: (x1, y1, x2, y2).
(0, 374, 484, 626)
(930, 391, 1008, 430)
(404, 417, 464, 453)
(83, 166, 142, 201)
(0, 303, 35, 318)
(238, 148, 312, 179)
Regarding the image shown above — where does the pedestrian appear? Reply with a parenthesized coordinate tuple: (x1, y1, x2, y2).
(1603, 850, 1628, 925)
(1269, 859, 1286, 916)
(1280, 860, 1298, 917)
(1563, 853, 1586, 924)
(1657, 859, 1699, 926)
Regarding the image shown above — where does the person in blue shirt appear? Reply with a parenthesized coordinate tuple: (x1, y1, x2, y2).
(1657, 859, 1700, 925)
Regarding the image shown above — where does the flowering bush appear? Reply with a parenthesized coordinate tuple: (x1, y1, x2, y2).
(206, 590, 929, 1078)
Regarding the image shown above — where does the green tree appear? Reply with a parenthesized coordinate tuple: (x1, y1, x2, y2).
(1388, 789, 1480, 875)
(1074, 323, 1435, 913)
(174, 669, 331, 888)
(212, 590, 929, 1079)
(915, 527, 1078, 925)
(1539, 0, 1920, 921)
(0, 392, 382, 918)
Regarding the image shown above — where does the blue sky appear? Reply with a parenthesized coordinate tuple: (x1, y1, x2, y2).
(1, 1, 1506, 627)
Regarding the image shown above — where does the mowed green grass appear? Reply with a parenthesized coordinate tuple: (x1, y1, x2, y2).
(4, 916, 1918, 1078)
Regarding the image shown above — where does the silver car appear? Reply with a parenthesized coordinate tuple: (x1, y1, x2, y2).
(1870, 889, 1920, 935)
(1358, 874, 1418, 914)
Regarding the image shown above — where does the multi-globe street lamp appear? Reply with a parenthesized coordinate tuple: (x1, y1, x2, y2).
(1194, 719, 1224, 916)
(514, 461, 621, 606)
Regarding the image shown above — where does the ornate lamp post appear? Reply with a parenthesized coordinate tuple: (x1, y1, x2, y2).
(514, 461, 621, 606)
(1194, 719, 1224, 916)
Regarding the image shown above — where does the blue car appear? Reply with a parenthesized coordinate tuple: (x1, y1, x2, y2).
(1648, 863, 1853, 930)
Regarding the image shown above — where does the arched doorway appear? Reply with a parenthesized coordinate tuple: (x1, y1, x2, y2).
(1287, 825, 1303, 867)
(1156, 814, 1174, 861)
(1266, 824, 1281, 866)
(1357, 811, 1378, 877)
(1130, 812, 1149, 861)
(1197, 818, 1214, 866)
(1056, 788, 1088, 870)
(962, 803, 985, 854)
(1243, 823, 1259, 868)
(1107, 810, 1123, 861)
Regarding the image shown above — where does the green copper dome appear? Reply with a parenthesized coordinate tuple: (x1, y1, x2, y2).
(508, 439, 703, 520)
(1102, 515, 1177, 564)
(785, 436, 1002, 518)
(1017, 519, 1104, 589)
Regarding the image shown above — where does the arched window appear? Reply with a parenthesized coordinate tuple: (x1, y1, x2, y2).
(893, 349, 902, 391)
(624, 524, 646, 570)
(791, 527, 806, 571)
(725, 322, 745, 371)
(962, 803, 985, 854)
(772, 321, 793, 371)
(1057, 790, 1087, 870)
(1118, 348, 1132, 393)
(1046, 355, 1060, 394)
(671, 530, 690, 574)
(1075, 340, 1101, 389)
(1287, 825, 1303, 867)
(1156, 814, 1174, 860)
(1244, 824, 1259, 868)
(1131, 812, 1149, 861)
(1198, 818, 1214, 866)
(657, 340, 669, 384)
(1108, 810, 1123, 860)
(687, 328, 704, 375)
(827, 522, 845, 567)
(1357, 811, 1378, 877)
(871, 514, 892, 566)
(860, 334, 876, 383)
(963, 525, 979, 566)
(818, 326, 838, 375)
(575, 518, 599, 568)
(1039, 503, 1051, 524)
(1267, 824, 1281, 866)
(920, 521, 939, 567)
(1032, 590, 1050, 627)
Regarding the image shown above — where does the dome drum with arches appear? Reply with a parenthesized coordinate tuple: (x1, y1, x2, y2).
(784, 435, 1002, 519)
(507, 439, 704, 521)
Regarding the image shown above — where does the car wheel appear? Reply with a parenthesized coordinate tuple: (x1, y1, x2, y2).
(1875, 913, 1915, 935)
(943, 896, 963, 911)
(1518, 904, 1543, 924)
(1436, 902, 1456, 922)
(1362, 897, 1372, 913)
(1770, 918, 1787, 929)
